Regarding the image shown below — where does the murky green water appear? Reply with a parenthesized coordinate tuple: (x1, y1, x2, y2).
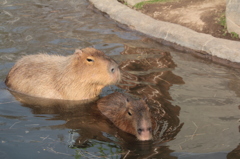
(0, 0, 239, 158)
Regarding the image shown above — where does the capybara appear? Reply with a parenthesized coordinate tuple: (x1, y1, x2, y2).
(97, 92, 152, 141)
(5, 48, 120, 100)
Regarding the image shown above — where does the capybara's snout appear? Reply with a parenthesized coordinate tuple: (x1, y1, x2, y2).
(108, 60, 121, 83)
(136, 120, 153, 141)
(109, 61, 118, 74)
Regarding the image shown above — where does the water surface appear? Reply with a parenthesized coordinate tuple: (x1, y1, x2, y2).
(0, 0, 239, 158)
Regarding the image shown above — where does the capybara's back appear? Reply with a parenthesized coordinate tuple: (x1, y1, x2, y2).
(97, 92, 152, 141)
(5, 48, 120, 100)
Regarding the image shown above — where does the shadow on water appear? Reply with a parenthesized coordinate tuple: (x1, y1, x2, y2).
(118, 46, 184, 141)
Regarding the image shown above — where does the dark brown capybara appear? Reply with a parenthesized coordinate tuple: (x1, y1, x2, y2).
(5, 48, 120, 100)
(97, 92, 152, 141)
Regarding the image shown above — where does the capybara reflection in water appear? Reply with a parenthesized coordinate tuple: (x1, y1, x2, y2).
(97, 92, 152, 141)
(5, 48, 120, 100)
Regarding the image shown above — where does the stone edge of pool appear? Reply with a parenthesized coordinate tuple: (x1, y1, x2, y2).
(88, 0, 240, 66)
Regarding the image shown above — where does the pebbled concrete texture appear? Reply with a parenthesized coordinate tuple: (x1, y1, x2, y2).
(89, 0, 240, 63)
(226, 0, 240, 36)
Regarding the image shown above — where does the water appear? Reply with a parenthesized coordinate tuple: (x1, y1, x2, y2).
(0, 0, 239, 158)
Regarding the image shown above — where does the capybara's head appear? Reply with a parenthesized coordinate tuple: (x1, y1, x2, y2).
(71, 47, 120, 87)
(97, 92, 152, 141)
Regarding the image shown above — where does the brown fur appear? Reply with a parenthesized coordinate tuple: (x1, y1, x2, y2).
(97, 92, 152, 141)
(5, 48, 120, 100)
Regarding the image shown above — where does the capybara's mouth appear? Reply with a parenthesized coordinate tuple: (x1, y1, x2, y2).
(136, 132, 153, 141)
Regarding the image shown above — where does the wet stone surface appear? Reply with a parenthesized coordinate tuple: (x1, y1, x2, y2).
(0, 0, 239, 159)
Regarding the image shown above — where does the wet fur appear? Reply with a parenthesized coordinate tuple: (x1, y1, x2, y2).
(5, 48, 120, 100)
(97, 92, 152, 140)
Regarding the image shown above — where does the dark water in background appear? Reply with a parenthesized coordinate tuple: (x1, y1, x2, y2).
(0, 0, 239, 158)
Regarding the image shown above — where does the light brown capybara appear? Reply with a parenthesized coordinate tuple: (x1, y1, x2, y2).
(97, 92, 152, 141)
(5, 48, 120, 100)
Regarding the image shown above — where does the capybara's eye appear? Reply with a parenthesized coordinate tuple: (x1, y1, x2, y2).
(128, 111, 132, 116)
(86, 58, 94, 62)
(126, 98, 129, 102)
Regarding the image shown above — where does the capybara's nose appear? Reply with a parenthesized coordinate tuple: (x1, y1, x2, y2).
(109, 62, 118, 74)
(137, 127, 152, 141)
(137, 127, 152, 135)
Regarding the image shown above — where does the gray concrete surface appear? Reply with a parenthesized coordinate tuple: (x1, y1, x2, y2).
(89, 0, 240, 63)
(226, 0, 240, 36)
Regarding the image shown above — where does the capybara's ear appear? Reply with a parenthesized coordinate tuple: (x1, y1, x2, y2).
(141, 97, 149, 110)
(74, 49, 83, 56)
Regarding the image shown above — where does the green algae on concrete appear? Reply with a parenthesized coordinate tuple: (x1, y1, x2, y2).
(134, 0, 178, 9)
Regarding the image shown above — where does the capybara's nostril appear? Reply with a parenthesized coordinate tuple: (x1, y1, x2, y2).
(138, 127, 152, 135)
(138, 128, 143, 135)
(110, 67, 115, 73)
(108, 60, 119, 74)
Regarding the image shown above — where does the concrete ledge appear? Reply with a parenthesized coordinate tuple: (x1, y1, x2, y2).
(226, 0, 240, 36)
(89, 0, 240, 63)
